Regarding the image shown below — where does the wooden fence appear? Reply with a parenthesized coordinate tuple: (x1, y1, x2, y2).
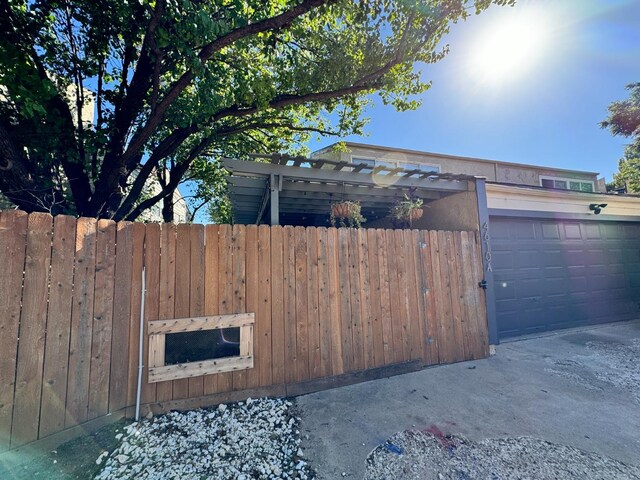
(0, 210, 488, 452)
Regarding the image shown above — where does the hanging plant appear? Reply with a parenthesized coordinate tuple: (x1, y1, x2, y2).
(391, 194, 424, 228)
(330, 200, 366, 228)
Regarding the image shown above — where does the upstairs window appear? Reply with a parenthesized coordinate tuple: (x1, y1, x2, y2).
(540, 176, 594, 192)
(351, 156, 440, 174)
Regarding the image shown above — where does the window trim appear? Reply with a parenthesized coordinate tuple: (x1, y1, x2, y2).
(349, 155, 441, 173)
(539, 175, 594, 192)
(147, 313, 254, 383)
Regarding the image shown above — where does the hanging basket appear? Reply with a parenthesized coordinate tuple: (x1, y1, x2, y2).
(331, 202, 351, 219)
(409, 207, 424, 222)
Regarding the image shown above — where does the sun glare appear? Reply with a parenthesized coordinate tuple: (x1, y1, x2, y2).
(469, 10, 551, 85)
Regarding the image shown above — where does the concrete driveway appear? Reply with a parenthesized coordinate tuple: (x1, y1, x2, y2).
(297, 320, 640, 479)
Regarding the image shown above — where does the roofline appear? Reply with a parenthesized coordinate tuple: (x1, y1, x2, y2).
(313, 141, 601, 177)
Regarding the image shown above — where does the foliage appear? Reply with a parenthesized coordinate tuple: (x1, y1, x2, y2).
(0, 0, 514, 220)
(330, 200, 365, 228)
(601, 82, 640, 193)
(391, 193, 423, 227)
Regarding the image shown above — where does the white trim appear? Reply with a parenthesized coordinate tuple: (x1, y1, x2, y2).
(539, 175, 594, 192)
(349, 155, 441, 173)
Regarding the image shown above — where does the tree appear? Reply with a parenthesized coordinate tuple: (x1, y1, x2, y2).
(601, 82, 640, 193)
(0, 0, 513, 221)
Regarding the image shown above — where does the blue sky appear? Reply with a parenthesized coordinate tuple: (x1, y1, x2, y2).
(308, 0, 640, 182)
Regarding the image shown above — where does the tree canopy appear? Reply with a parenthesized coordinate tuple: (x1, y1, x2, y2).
(601, 82, 640, 193)
(1, 0, 513, 221)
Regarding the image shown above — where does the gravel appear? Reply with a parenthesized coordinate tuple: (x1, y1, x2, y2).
(364, 430, 640, 480)
(94, 398, 315, 480)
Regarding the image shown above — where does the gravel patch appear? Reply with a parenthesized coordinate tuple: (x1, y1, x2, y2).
(364, 430, 640, 480)
(94, 398, 315, 480)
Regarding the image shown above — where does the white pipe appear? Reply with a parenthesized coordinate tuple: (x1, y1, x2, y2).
(135, 266, 146, 421)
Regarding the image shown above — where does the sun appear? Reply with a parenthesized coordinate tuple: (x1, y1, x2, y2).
(468, 9, 551, 85)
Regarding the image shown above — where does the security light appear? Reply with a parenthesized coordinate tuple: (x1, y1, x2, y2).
(589, 203, 607, 215)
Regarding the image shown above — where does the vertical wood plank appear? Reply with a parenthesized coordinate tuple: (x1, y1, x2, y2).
(12, 213, 53, 446)
(418, 230, 439, 365)
(0, 211, 28, 450)
(326, 228, 343, 375)
(65, 217, 97, 428)
(316, 228, 332, 378)
(39, 215, 76, 439)
(257, 225, 273, 387)
(385, 230, 404, 364)
(377, 230, 393, 365)
(283, 226, 297, 384)
(458, 231, 479, 359)
(125, 223, 145, 409)
(243, 225, 260, 388)
(172, 223, 191, 399)
(231, 225, 247, 390)
(188, 224, 205, 397)
(348, 229, 364, 371)
(405, 230, 423, 362)
(444, 231, 465, 362)
(203, 225, 220, 395)
(434, 231, 454, 363)
(294, 226, 309, 382)
(358, 229, 374, 369)
(141, 224, 160, 404)
(471, 232, 490, 357)
(87, 219, 117, 420)
(216, 225, 234, 392)
(306, 227, 321, 379)
(337, 228, 353, 372)
(366, 229, 385, 368)
(270, 226, 286, 385)
(393, 229, 411, 362)
(157, 224, 176, 401)
(109, 222, 132, 412)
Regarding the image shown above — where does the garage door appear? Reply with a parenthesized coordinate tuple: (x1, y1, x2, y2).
(491, 217, 640, 339)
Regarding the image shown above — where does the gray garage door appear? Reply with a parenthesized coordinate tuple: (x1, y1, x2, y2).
(491, 217, 640, 339)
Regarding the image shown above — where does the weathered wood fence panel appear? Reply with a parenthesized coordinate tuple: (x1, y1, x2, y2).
(0, 211, 489, 452)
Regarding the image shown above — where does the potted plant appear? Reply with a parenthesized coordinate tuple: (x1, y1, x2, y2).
(330, 200, 366, 228)
(391, 194, 424, 228)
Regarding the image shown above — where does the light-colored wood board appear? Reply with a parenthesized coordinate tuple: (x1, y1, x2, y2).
(394, 229, 411, 363)
(64, 217, 98, 429)
(38, 215, 76, 439)
(417, 230, 438, 365)
(0, 211, 28, 451)
(172, 223, 192, 400)
(203, 225, 220, 395)
(326, 228, 343, 375)
(283, 226, 297, 384)
(12, 213, 53, 446)
(405, 230, 424, 362)
(376, 229, 393, 366)
(188, 224, 205, 398)
(257, 225, 273, 387)
(231, 225, 248, 391)
(243, 225, 260, 388)
(156, 224, 176, 401)
(316, 228, 333, 378)
(141, 223, 160, 405)
(87, 219, 117, 420)
(385, 229, 404, 364)
(270, 226, 286, 385)
(434, 231, 454, 364)
(306, 228, 321, 379)
(294, 226, 309, 382)
(108, 222, 133, 412)
(348, 228, 364, 372)
(459, 231, 481, 359)
(148, 313, 255, 334)
(358, 229, 374, 369)
(149, 356, 253, 383)
(366, 229, 385, 368)
(444, 231, 465, 362)
(149, 334, 166, 368)
(470, 232, 490, 356)
(337, 228, 354, 372)
(215, 225, 234, 392)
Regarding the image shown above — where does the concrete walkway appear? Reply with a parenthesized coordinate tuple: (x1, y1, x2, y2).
(297, 320, 640, 479)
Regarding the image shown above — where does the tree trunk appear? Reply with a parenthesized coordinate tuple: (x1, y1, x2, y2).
(162, 192, 174, 222)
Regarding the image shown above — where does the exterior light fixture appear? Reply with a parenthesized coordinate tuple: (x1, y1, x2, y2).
(589, 203, 607, 215)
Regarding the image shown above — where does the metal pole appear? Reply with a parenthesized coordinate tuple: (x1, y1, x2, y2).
(135, 266, 146, 421)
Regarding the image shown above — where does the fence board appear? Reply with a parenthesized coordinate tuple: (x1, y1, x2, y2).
(125, 223, 145, 410)
(88, 219, 117, 420)
(231, 225, 248, 391)
(294, 227, 310, 382)
(270, 226, 286, 385)
(141, 224, 160, 404)
(358, 229, 374, 369)
(471, 232, 489, 357)
(189, 224, 205, 397)
(418, 231, 438, 365)
(316, 228, 332, 378)
(0, 211, 28, 451)
(109, 222, 133, 412)
(284, 227, 297, 384)
(12, 213, 53, 446)
(306, 228, 321, 379)
(376, 229, 393, 366)
(337, 228, 353, 372)
(257, 225, 273, 387)
(394, 229, 411, 362)
(216, 225, 234, 392)
(406, 230, 424, 362)
(445, 231, 465, 362)
(326, 228, 343, 375)
(348, 229, 365, 371)
(157, 224, 177, 401)
(366, 229, 385, 368)
(244, 225, 260, 388)
(385, 230, 404, 364)
(172, 224, 191, 399)
(203, 225, 220, 395)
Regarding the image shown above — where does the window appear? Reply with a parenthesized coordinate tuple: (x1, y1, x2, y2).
(540, 176, 594, 192)
(148, 313, 254, 383)
(350, 156, 440, 174)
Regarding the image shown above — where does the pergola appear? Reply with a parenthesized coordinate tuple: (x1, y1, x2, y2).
(222, 154, 478, 226)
